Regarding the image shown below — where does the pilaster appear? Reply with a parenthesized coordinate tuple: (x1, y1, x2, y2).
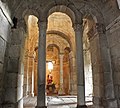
(95, 23, 117, 108)
(58, 53, 65, 95)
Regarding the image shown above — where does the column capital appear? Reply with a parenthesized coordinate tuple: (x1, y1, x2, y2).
(59, 54, 64, 60)
(73, 12, 83, 31)
(17, 18, 27, 31)
(95, 23, 106, 34)
(59, 53, 64, 55)
(73, 23, 83, 32)
(37, 19, 48, 30)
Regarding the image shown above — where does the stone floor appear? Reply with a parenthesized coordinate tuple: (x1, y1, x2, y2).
(24, 96, 93, 108)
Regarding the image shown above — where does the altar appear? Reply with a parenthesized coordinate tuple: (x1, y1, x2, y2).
(46, 73, 56, 94)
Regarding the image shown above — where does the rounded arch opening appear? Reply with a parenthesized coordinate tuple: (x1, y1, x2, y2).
(47, 5, 75, 25)
(82, 10, 105, 106)
(47, 44, 60, 54)
(23, 14, 39, 97)
(46, 11, 76, 96)
(47, 30, 73, 51)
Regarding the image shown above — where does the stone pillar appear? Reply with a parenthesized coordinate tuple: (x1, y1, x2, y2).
(69, 51, 77, 95)
(31, 57, 35, 97)
(27, 56, 32, 96)
(23, 53, 29, 96)
(73, 23, 87, 108)
(26, 56, 29, 95)
(59, 53, 64, 95)
(87, 27, 104, 108)
(95, 23, 117, 108)
(36, 20, 47, 108)
(34, 62, 37, 96)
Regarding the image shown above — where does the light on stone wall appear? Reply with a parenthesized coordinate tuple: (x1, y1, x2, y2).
(48, 61, 53, 72)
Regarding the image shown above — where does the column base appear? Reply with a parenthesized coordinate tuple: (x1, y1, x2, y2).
(35, 106, 47, 108)
(31, 93, 34, 97)
(104, 98, 118, 108)
(70, 91, 77, 95)
(76, 105, 87, 108)
(58, 89, 65, 95)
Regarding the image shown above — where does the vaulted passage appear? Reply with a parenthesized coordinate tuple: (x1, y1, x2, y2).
(23, 12, 93, 107)
(0, 0, 120, 108)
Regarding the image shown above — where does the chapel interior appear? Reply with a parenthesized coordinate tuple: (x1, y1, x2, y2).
(0, 0, 120, 108)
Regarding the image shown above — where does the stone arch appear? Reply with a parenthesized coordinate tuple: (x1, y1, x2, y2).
(13, 2, 39, 19)
(12, 1, 104, 28)
(80, 2, 104, 24)
(42, 1, 104, 25)
(64, 47, 71, 53)
(22, 8, 39, 21)
(47, 44, 60, 54)
(47, 33, 70, 54)
(48, 5, 75, 24)
(13, 7, 39, 31)
(47, 30, 73, 51)
(42, 3, 78, 25)
(19, 9, 39, 34)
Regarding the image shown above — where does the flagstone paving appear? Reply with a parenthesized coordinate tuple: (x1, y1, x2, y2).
(24, 96, 92, 108)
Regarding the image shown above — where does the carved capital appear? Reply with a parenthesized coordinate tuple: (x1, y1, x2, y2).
(59, 53, 64, 57)
(17, 18, 27, 32)
(95, 23, 106, 34)
(73, 13, 83, 32)
(73, 23, 83, 32)
(37, 19, 48, 31)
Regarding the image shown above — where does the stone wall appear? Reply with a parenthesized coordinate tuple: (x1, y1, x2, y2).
(0, 3, 26, 107)
(3, 28, 25, 108)
(0, 1, 12, 107)
(89, 34, 104, 108)
(100, 0, 120, 26)
(106, 15, 120, 107)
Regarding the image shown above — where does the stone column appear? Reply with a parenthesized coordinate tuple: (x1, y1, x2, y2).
(26, 56, 29, 95)
(69, 51, 77, 95)
(95, 23, 117, 108)
(73, 23, 87, 108)
(31, 57, 35, 97)
(27, 56, 32, 96)
(23, 52, 29, 96)
(59, 53, 64, 95)
(34, 61, 37, 96)
(36, 20, 47, 108)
